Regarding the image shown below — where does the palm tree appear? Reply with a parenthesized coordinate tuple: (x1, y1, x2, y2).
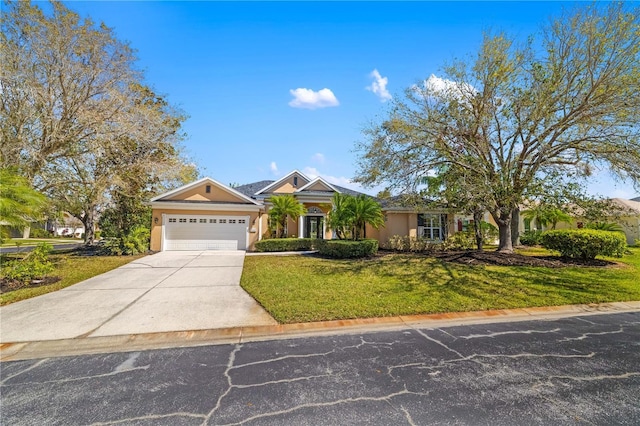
(327, 194, 384, 241)
(350, 195, 385, 240)
(268, 194, 306, 238)
(586, 222, 625, 233)
(326, 193, 353, 239)
(522, 206, 572, 230)
(0, 168, 48, 241)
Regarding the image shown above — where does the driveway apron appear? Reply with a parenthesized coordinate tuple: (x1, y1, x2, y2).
(0, 251, 276, 343)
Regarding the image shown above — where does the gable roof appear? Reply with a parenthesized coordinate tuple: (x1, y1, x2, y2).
(234, 180, 274, 198)
(295, 177, 341, 193)
(611, 198, 640, 214)
(151, 177, 262, 206)
(254, 170, 310, 195)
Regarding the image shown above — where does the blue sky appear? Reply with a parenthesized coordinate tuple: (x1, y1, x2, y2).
(55, 1, 637, 199)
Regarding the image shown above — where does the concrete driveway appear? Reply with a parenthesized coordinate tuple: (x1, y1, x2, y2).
(0, 251, 276, 343)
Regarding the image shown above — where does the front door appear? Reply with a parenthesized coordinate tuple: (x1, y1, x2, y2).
(304, 216, 324, 239)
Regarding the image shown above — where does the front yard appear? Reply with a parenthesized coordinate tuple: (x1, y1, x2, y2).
(240, 247, 640, 323)
(0, 250, 143, 305)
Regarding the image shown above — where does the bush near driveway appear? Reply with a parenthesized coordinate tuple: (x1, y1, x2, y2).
(316, 239, 378, 258)
(1, 249, 143, 305)
(255, 238, 317, 252)
(541, 229, 627, 259)
(1, 243, 53, 283)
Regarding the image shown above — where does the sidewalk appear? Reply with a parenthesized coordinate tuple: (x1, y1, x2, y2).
(2, 300, 638, 361)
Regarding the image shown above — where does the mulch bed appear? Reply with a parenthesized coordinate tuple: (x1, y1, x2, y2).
(0, 276, 61, 294)
(430, 250, 615, 268)
(376, 249, 615, 268)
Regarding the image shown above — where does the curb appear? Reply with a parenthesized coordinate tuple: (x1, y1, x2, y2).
(2, 301, 639, 361)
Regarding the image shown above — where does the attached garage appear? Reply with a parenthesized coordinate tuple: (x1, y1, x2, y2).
(150, 177, 264, 252)
(163, 214, 250, 251)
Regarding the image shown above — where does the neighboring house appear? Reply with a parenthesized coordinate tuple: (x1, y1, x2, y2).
(149, 170, 463, 252)
(606, 198, 640, 245)
(49, 212, 85, 238)
(518, 198, 640, 245)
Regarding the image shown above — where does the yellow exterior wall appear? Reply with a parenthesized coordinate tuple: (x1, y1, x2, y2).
(377, 212, 416, 245)
(270, 174, 309, 194)
(166, 184, 247, 203)
(150, 209, 261, 251)
(306, 181, 332, 191)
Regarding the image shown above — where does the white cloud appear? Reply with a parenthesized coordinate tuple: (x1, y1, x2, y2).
(288, 88, 339, 109)
(269, 161, 279, 176)
(418, 74, 476, 100)
(302, 167, 367, 193)
(311, 153, 325, 164)
(366, 69, 391, 102)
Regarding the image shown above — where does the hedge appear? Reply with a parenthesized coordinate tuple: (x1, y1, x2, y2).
(254, 238, 316, 252)
(316, 239, 378, 258)
(540, 229, 627, 259)
(520, 230, 544, 246)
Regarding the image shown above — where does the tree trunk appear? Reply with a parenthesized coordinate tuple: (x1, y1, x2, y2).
(511, 208, 520, 246)
(492, 211, 513, 253)
(473, 209, 484, 251)
(82, 208, 96, 245)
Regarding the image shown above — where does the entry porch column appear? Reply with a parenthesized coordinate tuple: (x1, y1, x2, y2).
(298, 215, 305, 238)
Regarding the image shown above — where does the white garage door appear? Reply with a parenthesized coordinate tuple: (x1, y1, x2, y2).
(163, 214, 249, 251)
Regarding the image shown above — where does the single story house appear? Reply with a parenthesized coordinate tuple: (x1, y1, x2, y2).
(150, 170, 474, 252)
(519, 198, 640, 245)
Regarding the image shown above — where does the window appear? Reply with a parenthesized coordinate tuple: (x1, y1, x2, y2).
(219, 219, 227, 224)
(293, 176, 298, 186)
(189, 218, 197, 223)
(209, 219, 217, 224)
(524, 219, 531, 232)
(168, 218, 176, 223)
(179, 218, 187, 223)
(238, 219, 246, 224)
(199, 218, 207, 223)
(418, 214, 443, 240)
(206, 185, 211, 193)
(229, 219, 236, 224)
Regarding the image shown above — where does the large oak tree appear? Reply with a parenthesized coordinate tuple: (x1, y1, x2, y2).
(1, 1, 196, 244)
(354, 3, 640, 252)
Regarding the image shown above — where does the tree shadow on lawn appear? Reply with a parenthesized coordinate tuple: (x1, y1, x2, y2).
(438, 260, 638, 308)
(304, 253, 636, 310)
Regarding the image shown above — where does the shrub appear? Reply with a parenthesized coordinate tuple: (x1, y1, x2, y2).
(541, 229, 627, 259)
(386, 235, 410, 251)
(316, 239, 378, 258)
(386, 235, 443, 252)
(30, 228, 51, 238)
(2, 243, 54, 283)
(442, 232, 475, 250)
(520, 230, 544, 246)
(99, 226, 150, 255)
(255, 238, 316, 252)
(586, 222, 625, 233)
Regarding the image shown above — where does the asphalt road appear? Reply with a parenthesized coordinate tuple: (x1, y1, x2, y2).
(2, 312, 639, 425)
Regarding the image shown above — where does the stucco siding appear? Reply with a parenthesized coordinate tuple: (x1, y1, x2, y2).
(150, 209, 260, 251)
(166, 184, 248, 203)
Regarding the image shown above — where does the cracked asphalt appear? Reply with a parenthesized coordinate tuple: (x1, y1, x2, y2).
(2, 311, 639, 425)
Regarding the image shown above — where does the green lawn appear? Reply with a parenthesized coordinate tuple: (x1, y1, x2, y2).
(1, 251, 143, 305)
(240, 247, 640, 323)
